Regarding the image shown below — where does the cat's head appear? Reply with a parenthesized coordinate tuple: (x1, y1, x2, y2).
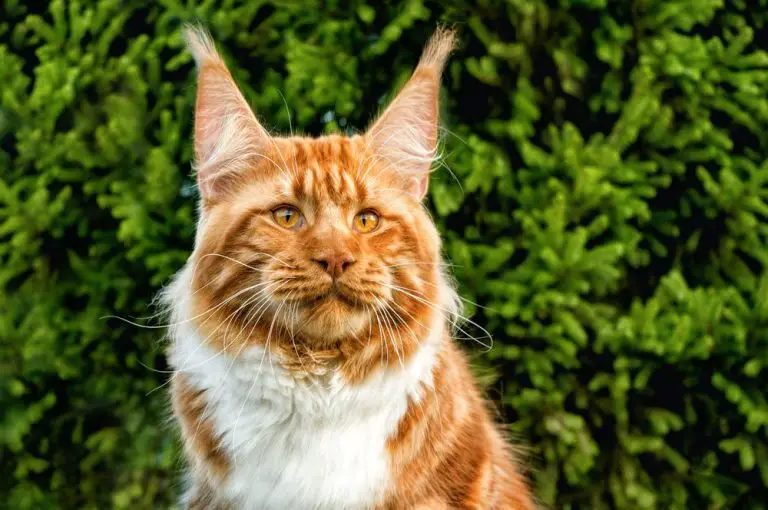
(175, 27, 459, 369)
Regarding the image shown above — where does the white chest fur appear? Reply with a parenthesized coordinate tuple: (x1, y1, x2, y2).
(168, 321, 440, 510)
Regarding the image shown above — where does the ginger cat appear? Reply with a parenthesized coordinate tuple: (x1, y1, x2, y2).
(164, 26, 536, 509)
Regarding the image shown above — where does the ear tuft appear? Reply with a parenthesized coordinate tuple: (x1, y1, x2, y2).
(183, 24, 220, 68)
(417, 26, 457, 72)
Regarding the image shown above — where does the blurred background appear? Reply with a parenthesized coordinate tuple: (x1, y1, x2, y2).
(2, 1, 768, 508)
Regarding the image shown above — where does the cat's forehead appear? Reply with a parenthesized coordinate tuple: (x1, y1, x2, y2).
(284, 135, 361, 168)
(269, 135, 379, 206)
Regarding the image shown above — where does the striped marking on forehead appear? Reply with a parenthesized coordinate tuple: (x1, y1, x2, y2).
(289, 137, 367, 205)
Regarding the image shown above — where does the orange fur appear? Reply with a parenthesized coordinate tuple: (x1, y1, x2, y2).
(171, 375, 229, 478)
(168, 26, 536, 509)
(382, 340, 535, 508)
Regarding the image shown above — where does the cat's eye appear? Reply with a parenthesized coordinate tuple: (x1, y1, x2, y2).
(272, 206, 304, 229)
(353, 210, 380, 233)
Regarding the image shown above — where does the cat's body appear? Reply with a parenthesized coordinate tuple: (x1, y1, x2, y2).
(165, 27, 535, 509)
(169, 264, 441, 508)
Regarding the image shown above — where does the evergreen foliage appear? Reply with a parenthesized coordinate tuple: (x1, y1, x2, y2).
(2, 1, 768, 508)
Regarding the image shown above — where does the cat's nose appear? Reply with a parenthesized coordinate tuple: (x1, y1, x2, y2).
(312, 252, 356, 279)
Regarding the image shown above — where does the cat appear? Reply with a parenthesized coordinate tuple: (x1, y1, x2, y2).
(163, 25, 536, 509)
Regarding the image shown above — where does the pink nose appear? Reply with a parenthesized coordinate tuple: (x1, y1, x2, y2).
(312, 252, 356, 279)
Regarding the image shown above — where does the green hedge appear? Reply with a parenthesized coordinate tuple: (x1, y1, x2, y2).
(2, 1, 768, 508)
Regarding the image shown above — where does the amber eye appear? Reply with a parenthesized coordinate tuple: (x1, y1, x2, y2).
(272, 206, 303, 229)
(353, 210, 380, 233)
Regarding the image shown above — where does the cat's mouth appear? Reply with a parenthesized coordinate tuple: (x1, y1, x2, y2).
(276, 285, 372, 342)
(269, 277, 387, 316)
(307, 285, 364, 309)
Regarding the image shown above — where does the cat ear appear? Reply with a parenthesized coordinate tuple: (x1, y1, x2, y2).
(185, 26, 269, 199)
(365, 28, 456, 200)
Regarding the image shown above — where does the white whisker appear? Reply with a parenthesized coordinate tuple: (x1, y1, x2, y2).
(381, 283, 493, 351)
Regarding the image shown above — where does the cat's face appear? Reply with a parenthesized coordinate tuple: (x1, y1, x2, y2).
(193, 135, 442, 343)
(183, 28, 456, 357)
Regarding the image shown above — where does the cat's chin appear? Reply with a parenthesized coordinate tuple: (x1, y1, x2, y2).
(284, 295, 370, 343)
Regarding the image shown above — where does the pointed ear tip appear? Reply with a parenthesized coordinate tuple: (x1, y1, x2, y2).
(183, 24, 219, 67)
(419, 26, 458, 70)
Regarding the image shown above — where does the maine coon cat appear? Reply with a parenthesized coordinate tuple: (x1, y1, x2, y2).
(164, 25, 536, 509)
